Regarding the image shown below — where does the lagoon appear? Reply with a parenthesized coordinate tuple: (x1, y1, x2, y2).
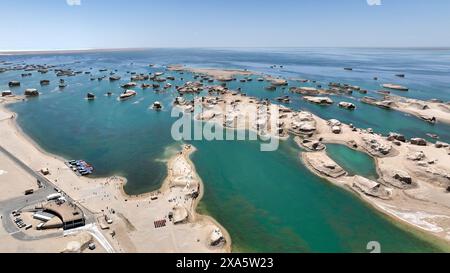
(325, 144, 379, 180)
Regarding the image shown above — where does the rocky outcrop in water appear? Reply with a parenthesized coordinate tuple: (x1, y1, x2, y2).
(290, 87, 319, 95)
(304, 96, 333, 105)
(40, 80, 50, 86)
(339, 102, 356, 110)
(1, 90, 12, 97)
(8, 81, 20, 87)
(177, 81, 204, 94)
(24, 88, 39, 96)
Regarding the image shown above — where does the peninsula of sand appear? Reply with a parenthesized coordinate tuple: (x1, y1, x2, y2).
(0, 96, 231, 253)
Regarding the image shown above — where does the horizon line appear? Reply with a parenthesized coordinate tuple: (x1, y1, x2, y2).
(1, 46, 450, 56)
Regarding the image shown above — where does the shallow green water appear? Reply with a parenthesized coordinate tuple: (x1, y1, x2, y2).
(325, 144, 379, 180)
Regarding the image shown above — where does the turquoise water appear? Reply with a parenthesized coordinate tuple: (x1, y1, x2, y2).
(325, 144, 379, 180)
(2, 48, 449, 252)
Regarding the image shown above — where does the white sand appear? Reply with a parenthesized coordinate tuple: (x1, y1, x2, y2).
(168, 65, 253, 80)
(386, 94, 450, 125)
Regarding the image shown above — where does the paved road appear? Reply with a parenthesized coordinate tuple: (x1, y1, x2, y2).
(0, 145, 95, 241)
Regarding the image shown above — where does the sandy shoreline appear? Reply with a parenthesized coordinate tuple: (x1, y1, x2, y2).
(0, 98, 231, 253)
(384, 94, 450, 125)
(300, 151, 450, 250)
(298, 114, 450, 249)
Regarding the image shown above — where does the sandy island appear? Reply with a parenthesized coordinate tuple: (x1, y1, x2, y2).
(0, 96, 230, 253)
(168, 64, 253, 82)
(383, 94, 450, 125)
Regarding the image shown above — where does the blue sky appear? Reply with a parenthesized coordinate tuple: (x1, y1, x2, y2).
(0, 0, 449, 50)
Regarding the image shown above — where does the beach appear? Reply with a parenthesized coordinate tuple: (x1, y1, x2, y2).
(0, 100, 230, 253)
